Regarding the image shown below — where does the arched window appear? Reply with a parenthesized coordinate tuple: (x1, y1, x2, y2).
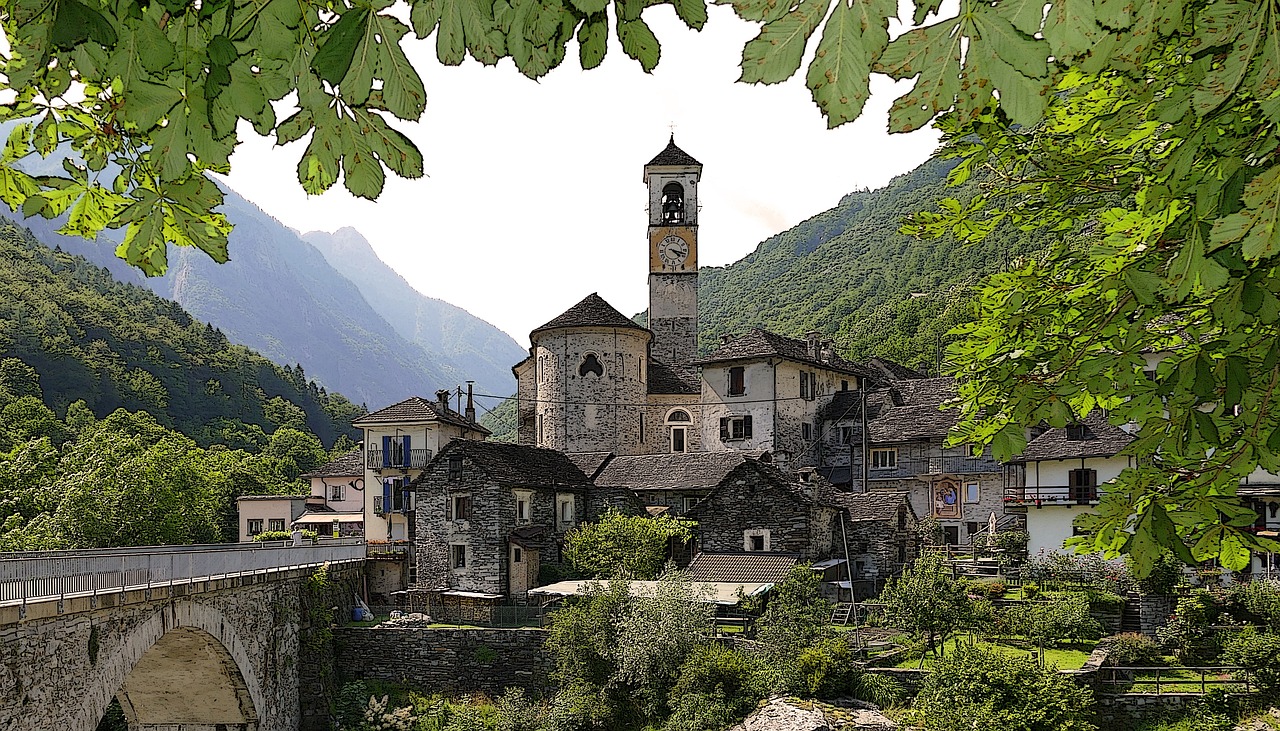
(661, 182, 685, 224)
(666, 409, 691, 453)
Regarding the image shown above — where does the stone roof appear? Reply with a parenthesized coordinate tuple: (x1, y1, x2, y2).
(299, 445, 364, 478)
(353, 396, 490, 434)
(530, 293, 649, 338)
(697, 328, 870, 377)
(1013, 412, 1134, 462)
(830, 491, 910, 522)
(424, 440, 591, 487)
(648, 359, 700, 394)
(646, 136, 701, 167)
(866, 357, 927, 382)
(685, 552, 799, 583)
(593, 451, 755, 491)
(566, 452, 614, 481)
(817, 382, 956, 442)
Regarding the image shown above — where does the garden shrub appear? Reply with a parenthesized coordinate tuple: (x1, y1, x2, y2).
(1022, 582, 1040, 599)
(1125, 549, 1185, 596)
(995, 530, 1030, 560)
(493, 688, 540, 731)
(1224, 580, 1280, 629)
(795, 638, 859, 697)
(912, 645, 1096, 731)
(1080, 589, 1125, 613)
(1006, 595, 1102, 645)
(1222, 628, 1280, 691)
(540, 681, 612, 731)
(1157, 590, 1225, 665)
(667, 643, 762, 721)
(1102, 633, 1161, 666)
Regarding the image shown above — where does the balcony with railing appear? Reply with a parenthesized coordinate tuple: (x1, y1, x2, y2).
(1003, 485, 1100, 505)
(366, 448, 433, 470)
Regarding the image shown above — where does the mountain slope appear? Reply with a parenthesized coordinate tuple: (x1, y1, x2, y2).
(697, 159, 1043, 373)
(0, 218, 363, 445)
(303, 227, 523, 397)
(8, 186, 517, 407)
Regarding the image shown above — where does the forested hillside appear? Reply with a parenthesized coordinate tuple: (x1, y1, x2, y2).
(0, 218, 363, 446)
(697, 159, 1045, 372)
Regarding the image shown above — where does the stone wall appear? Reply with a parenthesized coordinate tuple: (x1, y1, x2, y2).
(335, 627, 553, 695)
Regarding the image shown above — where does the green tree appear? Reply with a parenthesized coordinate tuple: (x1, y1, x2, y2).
(878, 553, 972, 663)
(263, 426, 328, 482)
(664, 643, 763, 731)
(0, 358, 42, 401)
(751, 565, 838, 693)
(53, 410, 223, 546)
(913, 645, 1096, 731)
(263, 397, 308, 431)
(562, 510, 694, 579)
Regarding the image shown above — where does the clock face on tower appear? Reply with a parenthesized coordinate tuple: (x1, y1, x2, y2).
(658, 235, 689, 268)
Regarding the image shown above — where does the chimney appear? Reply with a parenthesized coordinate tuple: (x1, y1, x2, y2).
(806, 331, 821, 359)
(820, 340, 835, 362)
(435, 389, 452, 413)
(465, 381, 476, 423)
(720, 333, 736, 345)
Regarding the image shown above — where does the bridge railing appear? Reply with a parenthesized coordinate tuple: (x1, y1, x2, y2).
(0, 539, 366, 606)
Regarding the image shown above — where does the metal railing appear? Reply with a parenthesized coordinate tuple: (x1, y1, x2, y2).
(366, 448, 433, 469)
(1096, 666, 1252, 695)
(0, 539, 366, 606)
(1003, 485, 1100, 504)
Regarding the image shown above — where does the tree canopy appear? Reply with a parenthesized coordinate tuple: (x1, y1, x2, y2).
(0, 0, 1233, 273)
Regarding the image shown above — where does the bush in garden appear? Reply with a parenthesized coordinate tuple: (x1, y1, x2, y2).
(1124, 549, 1185, 596)
(493, 688, 541, 731)
(1222, 628, 1280, 691)
(1224, 579, 1280, 629)
(995, 530, 1030, 561)
(1006, 595, 1103, 646)
(912, 645, 1096, 731)
(1022, 582, 1040, 599)
(664, 643, 763, 731)
(1157, 590, 1225, 665)
(1101, 633, 1162, 666)
(539, 681, 612, 731)
(1080, 589, 1125, 614)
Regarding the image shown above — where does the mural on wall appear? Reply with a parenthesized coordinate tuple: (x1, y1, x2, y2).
(934, 480, 960, 519)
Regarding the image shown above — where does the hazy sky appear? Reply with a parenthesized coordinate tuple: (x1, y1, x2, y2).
(222, 5, 942, 347)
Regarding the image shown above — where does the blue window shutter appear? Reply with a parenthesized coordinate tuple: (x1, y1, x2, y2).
(383, 480, 392, 513)
(403, 435, 412, 467)
(382, 436, 391, 467)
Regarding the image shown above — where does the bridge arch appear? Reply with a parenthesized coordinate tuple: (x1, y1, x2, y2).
(84, 600, 266, 731)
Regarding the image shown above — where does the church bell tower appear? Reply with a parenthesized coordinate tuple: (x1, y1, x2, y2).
(645, 136, 701, 366)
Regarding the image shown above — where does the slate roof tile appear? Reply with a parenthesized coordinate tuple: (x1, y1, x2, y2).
(646, 137, 701, 167)
(866, 358, 928, 382)
(648, 358, 700, 394)
(1013, 412, 1134, 462)
(697, 328, 871, 377)
(353, 396, 490, 434)
(420, 440, 592, 487)
(593, 451, 755, 491)
(531, 293, 649, 337)
(685, 552, 800, 583)
(817, 380, 956, 441)
(299, 445, 364, 478)
(830, 491, 911, 522)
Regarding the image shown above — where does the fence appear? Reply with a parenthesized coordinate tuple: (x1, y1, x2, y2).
(1095, 666, 1253, 695)
(0, 539, 366, 606)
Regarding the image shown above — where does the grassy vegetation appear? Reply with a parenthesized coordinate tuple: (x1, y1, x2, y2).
(892, 637, 1095, 670)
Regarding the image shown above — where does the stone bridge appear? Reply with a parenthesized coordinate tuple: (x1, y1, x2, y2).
(0, 541, 364, 731)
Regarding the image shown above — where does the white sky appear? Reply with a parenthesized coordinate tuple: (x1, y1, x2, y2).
(222, 5, 942, 347)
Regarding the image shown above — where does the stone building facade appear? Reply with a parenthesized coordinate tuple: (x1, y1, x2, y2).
(816, 379, 1014, 546)
(412, 440, 599, 599)
(683, 461, 839, 560)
